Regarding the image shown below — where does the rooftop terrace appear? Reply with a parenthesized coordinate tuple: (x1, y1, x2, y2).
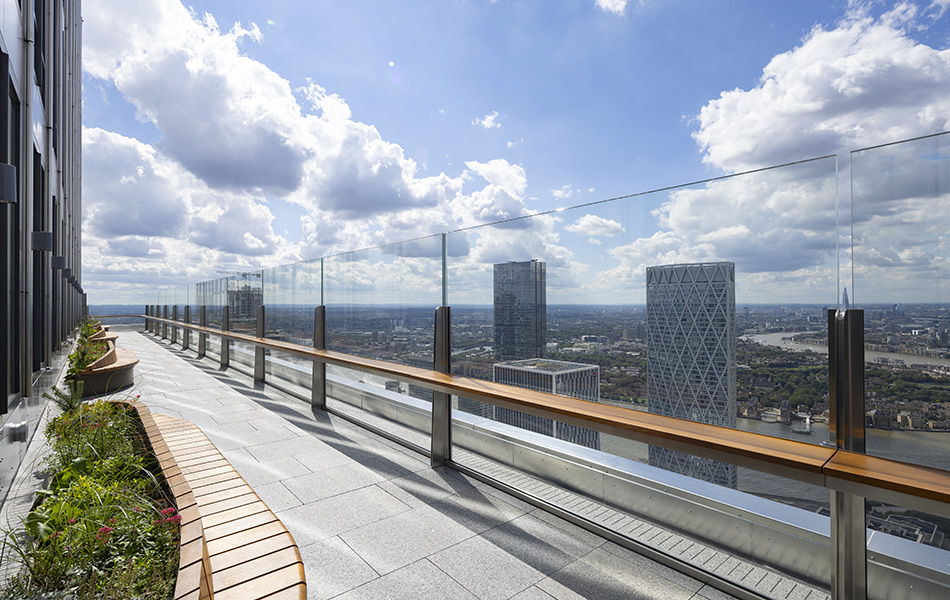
(8, 326, 741, 600)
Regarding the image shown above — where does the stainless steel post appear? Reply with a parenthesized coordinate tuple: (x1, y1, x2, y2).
(431, 306, 451, 466)
(182, 306, 191, 350)
(220, 305, 230, 369)
(144, 305, 150, 331)
(171, 305, 178, 344)
(198, 306, 207, 358)
(162, 305, 168, 339)
(828, 308, 867, 600)
(254, 305, 265, 382)
(312, 306, 326, 409)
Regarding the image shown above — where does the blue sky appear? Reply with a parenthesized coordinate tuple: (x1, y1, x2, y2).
(81, 1, 950, 304)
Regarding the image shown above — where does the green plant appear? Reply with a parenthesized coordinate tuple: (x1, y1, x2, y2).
(42, 380, 85, 414)
(65, 319, 110, 379)
(3, 401, 179, 599)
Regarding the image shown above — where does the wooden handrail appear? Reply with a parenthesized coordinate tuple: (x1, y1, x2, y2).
(144, 315, 950, 517)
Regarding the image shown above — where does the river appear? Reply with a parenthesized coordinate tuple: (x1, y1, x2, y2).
(746, 331, 950, 368)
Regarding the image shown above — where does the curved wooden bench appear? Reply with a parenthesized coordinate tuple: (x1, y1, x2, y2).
(76, 341, 139, 396)
(126, 400, 306, 600)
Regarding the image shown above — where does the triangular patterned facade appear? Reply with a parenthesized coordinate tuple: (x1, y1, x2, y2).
(646, 262, 737, 488)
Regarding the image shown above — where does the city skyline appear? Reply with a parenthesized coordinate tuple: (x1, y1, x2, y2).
(80, 1, 950, 305)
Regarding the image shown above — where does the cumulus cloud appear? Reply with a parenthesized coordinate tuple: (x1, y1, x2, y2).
(82, 0, 544, 301)
(565, 214, 626, 238)
(596, 0, 627, 16)
(551, 185, 579, 201)
(694, 2, 950, 172)
(83, 127, 293, 266)
(472, 111, 502, 129)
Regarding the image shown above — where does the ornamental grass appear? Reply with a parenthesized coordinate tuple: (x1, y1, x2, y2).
(2, 400, 179, 599)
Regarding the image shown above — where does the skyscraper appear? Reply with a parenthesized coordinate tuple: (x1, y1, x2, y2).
(646, 262, 737, 488)
(493, 260, 546, 361)
(493, 358, 601, 449)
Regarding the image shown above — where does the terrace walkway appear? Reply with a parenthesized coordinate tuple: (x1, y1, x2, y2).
(17, 327, 738, 600)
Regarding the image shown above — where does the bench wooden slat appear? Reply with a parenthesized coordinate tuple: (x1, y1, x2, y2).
(213, 564, 307, 600)
(212, 546, 303, 592)
(123, 401, 305, 600)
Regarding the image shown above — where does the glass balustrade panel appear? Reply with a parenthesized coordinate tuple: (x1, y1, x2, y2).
(323, 234, 443, 447)
(851, 131, 950, 595)
(261, 259, 322, 398)
(447, 156, 836, 595)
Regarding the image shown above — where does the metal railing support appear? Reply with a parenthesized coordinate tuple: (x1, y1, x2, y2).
(828, 308, 867, 600)
(197, 306, 207, 358)
(182, 306, 191, 350)
(171, 305, 178, 344)
(144, 305, 150, 331)
(312, 306, 326, 409)
(254, 305, 265, 383)
(162, 305, 168, 339)
(220, 306, 230, 369)
(431, 306, 451, 467)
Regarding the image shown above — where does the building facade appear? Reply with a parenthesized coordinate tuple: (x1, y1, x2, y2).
(493, 358, 601, 449)
(0, 0, 83, 504)
(646, 262, 737, 488)
(493, 260, 546, 361)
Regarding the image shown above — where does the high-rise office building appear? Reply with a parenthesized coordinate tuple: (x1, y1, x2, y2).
(646, 262, 737, 488)
(493, 358, 601, 449)
(493, 260, 546, 361)
(0, 0, 84, 505)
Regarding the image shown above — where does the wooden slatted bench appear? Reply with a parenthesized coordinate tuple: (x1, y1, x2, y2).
(76, 341, 139, 396)
(127, 400, 307, 600)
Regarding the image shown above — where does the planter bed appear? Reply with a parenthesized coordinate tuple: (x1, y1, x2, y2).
(126, 400, 306, 600)
(74, 340, 139, 396)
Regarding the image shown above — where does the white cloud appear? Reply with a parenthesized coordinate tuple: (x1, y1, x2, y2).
(472, 110, 502, 129)
(82, 0, 543, 301)
(507, 138, 524, 148)
(694, 2, 950, 172)
(551, 184, 579, 201)
(596, 0, 627, 16)
(565, 214, 626, 238)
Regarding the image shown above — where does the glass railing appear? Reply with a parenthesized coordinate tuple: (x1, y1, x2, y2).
(852, 131, 950, 597)
(322, 235, 444, 448)
(140, 132, 950, 600)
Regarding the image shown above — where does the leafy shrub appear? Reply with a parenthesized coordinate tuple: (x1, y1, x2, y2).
(2, 401, 179, 599)
(66, 320, 110, 379)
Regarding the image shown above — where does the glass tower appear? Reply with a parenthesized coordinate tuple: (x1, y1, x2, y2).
(493, 260, 546, 361)
(646, 262, 737, 488)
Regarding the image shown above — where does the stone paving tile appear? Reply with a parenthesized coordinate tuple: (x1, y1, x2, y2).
(283, 463, 385, 504)
(339, 504, 476, 575)
(334, 558, 477, 600)
(382, 465, 476, 506)
(477, 513, 598, 577)
(279, 486, 411, 546)
(430, 535, 546, 600)
(251, 481, 302, 512)
(429, 485, 529, 535)
(510, 587, 557, 600)
(537, 546, 697, 600)
(296, 536, 378, 600)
